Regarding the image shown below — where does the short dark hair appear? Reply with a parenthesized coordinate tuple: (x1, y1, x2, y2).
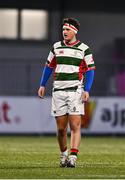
(62, 18, 80, 31)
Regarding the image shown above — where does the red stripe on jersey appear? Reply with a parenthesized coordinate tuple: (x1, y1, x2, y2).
(48, 57, 57, 68)
(79, 60, 88, 80)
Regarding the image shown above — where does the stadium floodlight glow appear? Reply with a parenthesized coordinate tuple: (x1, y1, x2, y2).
(20, 9, 48, 40)
(0, 9, 18, 39)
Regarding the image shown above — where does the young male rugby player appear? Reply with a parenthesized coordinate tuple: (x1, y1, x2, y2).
(38, 18, 95, 167)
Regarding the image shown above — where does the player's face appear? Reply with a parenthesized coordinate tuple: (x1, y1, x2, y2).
(62, 28, 76, 42)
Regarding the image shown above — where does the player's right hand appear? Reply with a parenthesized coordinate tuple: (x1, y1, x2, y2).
(38, 86, 45, 98)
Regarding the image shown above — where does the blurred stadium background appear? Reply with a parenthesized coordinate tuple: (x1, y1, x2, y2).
(0, 0, 125, 135)
(1, 0, 125, 178)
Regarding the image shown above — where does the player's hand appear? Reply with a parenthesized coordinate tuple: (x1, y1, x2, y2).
(38, 86, 45, 98)
(82, 91, 89, 102)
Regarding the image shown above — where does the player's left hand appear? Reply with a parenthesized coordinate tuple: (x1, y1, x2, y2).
(38, 86, 45, 99)
(82, 91, 89, 102)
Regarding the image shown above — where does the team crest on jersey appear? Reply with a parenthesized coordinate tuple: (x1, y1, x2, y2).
(71, 50, 82, 58)
(74, 50, 77, 56)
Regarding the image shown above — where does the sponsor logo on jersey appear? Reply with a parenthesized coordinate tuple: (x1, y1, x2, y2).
(59, 50, 64, 54)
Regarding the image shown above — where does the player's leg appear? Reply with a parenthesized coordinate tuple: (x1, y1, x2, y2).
(52, 90, 69, 167)
(56, 115, 68, 152)
(69, 115, 81, 149)
(66, 90, 84, 167)
(67, 115, 81, 167)
(56, 115, 68, 167)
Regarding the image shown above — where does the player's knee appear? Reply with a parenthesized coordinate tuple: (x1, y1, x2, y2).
(58, 128, 67, 136)
(70, 122, 81, 132)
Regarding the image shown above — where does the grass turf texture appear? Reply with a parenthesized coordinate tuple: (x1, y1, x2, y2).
(0, 136, 125, 179)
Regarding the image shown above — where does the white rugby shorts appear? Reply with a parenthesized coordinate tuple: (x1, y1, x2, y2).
(51, 88, 85, 116)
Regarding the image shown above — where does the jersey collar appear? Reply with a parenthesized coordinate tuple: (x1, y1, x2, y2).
(63, 40, 80, 47)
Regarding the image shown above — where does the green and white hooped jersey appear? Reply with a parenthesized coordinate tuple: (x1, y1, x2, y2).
(46, 40, 95, 90)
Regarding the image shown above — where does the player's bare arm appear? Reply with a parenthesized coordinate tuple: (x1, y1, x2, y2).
(38, 86, 45, 98)
(38, 65, 53, 99)
(82, 91, 89, 102)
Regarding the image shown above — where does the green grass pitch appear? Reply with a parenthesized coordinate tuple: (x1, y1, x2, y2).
(0, 135, 125, 179)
